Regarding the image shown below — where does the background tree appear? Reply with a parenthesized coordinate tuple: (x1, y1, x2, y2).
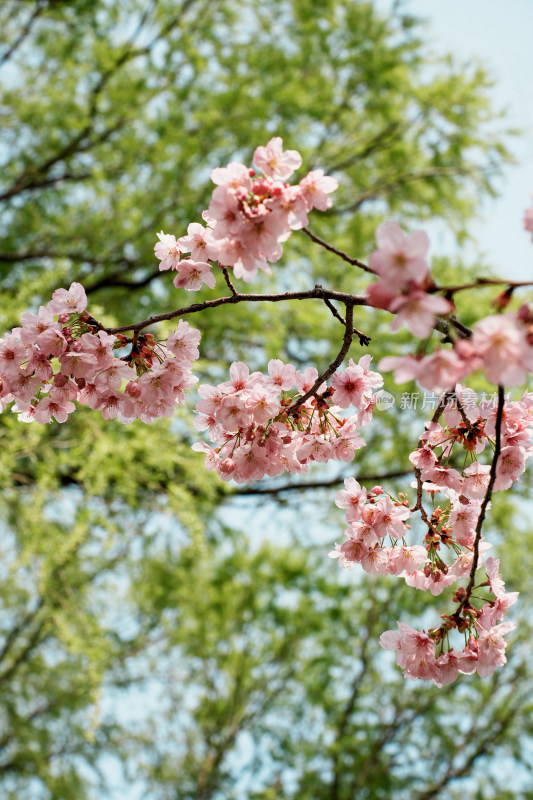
(0, 1, 531, 798)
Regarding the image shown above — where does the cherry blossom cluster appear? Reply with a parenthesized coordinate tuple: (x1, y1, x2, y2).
(0, 282, 201, 424)
(1, 142, 531, 687)
(366, 222, 453, 338)
(192, 355, 383, 483)
(380, 305, 533, 391)
(380, 562, 517, 686)
(330, 386, 532, 684)
(154, 136, 338, 286)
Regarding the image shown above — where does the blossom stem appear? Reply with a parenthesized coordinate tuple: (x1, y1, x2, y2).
(456, 385, 505, 617)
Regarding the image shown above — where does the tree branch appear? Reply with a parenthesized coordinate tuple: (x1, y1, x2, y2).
(456, 385, 505, 617)
(288, 302, 355, 412)
(302, 227, 375, 274)
(103, 286, 368, 334)
(0, 0, 45, 68)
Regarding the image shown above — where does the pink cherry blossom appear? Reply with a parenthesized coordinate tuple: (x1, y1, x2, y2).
(389, 288, 452, 338)
(472, 313, 532, 386)
(369, 222, 429, 291)
(47, 282, 87, 315)
(335, 477, 367, 522)
(34, 396, 76, 424)
(178, 223, 219, 262)
(210, 161, 252, 191)
(253, 137, 302, 181)
(154, 231, 181, 270)
(299, 169, 338, 211)
(166, 320, 201, 362)
(173, 260, 216, 291)
(19, 306, 57, 345)
(330, 364, 372, 409)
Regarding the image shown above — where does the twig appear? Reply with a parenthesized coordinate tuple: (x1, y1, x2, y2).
(221, 266, 238, 296)
(288, 303, 355, 413)
(322, 298, 372, 346)
(301, 227, 375, 274)
(456, 385, 505, 616)
(323, 298, 346, 326)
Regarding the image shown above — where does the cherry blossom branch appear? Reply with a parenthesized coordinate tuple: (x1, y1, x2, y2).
(322, 298, 372, 346)
(323, 298, 346, 326)
(104, 284, 471, 344)
(104, 287, 368, 334)
(301, 227, 376, 274)
(456, 385, 505, 617)
(288, 302, 355, 413)
(221, 266, 238, 296)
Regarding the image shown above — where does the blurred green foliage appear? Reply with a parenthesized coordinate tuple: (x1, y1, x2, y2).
(0, 1, 531, 798)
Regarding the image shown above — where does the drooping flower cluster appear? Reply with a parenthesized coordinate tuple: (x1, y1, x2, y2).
(366, 222, 453, 338)
(0, 283, 201, 424)
(381, 561, 518, 685)
(331, 386, 531, 684)
(192, 355, 383, 483)
(155, 137, 338, 286)
(329, 480, 426, 576)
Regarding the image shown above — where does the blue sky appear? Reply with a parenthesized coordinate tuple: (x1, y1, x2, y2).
(398, 0, 533, 281)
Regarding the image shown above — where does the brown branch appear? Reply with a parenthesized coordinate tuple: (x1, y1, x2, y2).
(221, 267, 238, 296)
(456, 385, 505, 617)
(301, 227, 375, 274)
(323, 297, 346, 326)
(289, 302, 355, 413)
(104, 286, 368, 334)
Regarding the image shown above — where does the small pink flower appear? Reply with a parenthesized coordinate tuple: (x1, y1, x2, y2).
(166, 320, 201, 363)
(210, 161, 252, 191)
(369, 222, 429, 291)
(472, 313, 531, 386)
(154, 231, 181, 270)
(178, 223, 219, 261)
(253, 137, 302, 181)
(335, 477, 367, 522)
(389, 288, 452, 338)
(330, 365, 372, 409)
(299, 169, 338, 211)
(34, 396, 76, 423)
(173, 260, 216, 291)
(48, 282, 87, 315)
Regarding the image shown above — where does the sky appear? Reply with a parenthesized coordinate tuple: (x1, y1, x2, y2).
(397, 0, 533, 281)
